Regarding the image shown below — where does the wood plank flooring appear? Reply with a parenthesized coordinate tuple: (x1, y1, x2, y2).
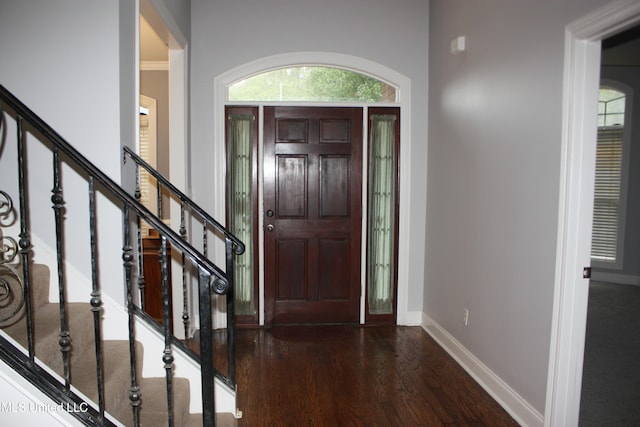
(230, 325, 518, 426)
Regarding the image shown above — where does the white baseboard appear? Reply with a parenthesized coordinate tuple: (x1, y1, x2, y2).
(402, 310, 423, 326)
(421, 313, 543, 427)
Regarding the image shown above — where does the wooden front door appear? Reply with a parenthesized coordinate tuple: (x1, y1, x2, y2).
(264, 107, 362, 324)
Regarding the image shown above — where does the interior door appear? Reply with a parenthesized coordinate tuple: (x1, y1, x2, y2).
(264, 106, 363, 324)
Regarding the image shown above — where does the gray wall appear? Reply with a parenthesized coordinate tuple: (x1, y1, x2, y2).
(0, 0, 126, 303)
(0, 0, 190, 305)
(427, 0, 614, 414)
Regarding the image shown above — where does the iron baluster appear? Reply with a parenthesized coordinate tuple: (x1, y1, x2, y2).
(88, 177, 106, 420)
(198, 269, 216, 427)
(225, 237, 236, 385)
(52, 149, 71, 391)
(134, 163, 146, 311)
(15, 114, 35, 362)
(160, 236, 175, 426)
(123, 207, 141, 426)
(157, 181, 163, 220)
(202, 218, 208, 258)
(180, 201, 189, 340)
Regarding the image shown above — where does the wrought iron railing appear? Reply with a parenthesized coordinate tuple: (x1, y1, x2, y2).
(0, 83, 242, 426)
(0, 191, 24, 327)
(122, 146, 243, 386)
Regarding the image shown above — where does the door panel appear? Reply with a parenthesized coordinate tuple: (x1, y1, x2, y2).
(264, 106, 362, 324)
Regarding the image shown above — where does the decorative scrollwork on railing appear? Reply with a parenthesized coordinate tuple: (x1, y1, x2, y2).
(0, 190, 24, 327)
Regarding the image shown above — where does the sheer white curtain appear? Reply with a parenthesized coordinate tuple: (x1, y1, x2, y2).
(229, 115, 254, 315)
(367, 115, 396, 314)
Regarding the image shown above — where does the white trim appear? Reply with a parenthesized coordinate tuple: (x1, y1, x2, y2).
(214, 52, 413, 326)
(141, 60, 169, 71)
(422, 314, 543, 427)
(547, 2, 640, 427)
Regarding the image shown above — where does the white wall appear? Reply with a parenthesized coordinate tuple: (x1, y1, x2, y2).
(190, 0, 429, 316)
(426, 0, 613, 417)
(0, 360, 85, 426)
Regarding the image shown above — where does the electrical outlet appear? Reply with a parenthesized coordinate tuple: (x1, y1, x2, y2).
(463, 308, 469, 326)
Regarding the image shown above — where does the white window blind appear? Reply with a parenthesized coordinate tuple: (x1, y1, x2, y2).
(591, 126, 624, 262)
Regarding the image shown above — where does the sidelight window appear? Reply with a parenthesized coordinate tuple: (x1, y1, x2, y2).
(366, 108, 399, 320)
(227, 108, 258, 320)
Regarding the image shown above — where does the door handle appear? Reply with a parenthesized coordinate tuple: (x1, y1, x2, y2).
(266, 224, 275, 232)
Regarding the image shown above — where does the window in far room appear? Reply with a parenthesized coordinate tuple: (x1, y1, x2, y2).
(591, 86, 630, 266)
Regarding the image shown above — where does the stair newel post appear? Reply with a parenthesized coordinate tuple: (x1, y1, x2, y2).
(180, 201, 190, 341)
(88, 176, 106, 420)
(160, 236, 175, 426)
(51, 148, 72, 391)
(133, 163, 146, 311)
(198, 268, 216, 427)
(225, 237, 236, 385)
(122, 206, 141, 426)
(15, 114, 36, 362)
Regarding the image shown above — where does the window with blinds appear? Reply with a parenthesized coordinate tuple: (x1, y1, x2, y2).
(591, 87, 627, 264)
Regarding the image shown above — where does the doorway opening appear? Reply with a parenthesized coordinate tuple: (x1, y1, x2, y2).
(226, 105, 401, 326)
(547, 3, 640, 426)
(137, 2, 190, 337)
(580, 25, 639, 426)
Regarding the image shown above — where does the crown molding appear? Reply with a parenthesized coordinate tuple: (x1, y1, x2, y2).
(140, 61, 169, 71)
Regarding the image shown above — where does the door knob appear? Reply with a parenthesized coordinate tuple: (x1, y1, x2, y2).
(266, 224, 275, 232)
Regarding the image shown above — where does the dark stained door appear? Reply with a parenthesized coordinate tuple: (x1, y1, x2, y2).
(264, 107, 362, 324)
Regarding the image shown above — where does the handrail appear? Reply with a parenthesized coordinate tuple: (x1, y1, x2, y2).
(123, 146, 245, 256)
(0, 84, 230, 293)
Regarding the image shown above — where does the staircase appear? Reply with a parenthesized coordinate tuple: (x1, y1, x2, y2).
(2, 263, 216, 426)
(0, 84, 243, 426)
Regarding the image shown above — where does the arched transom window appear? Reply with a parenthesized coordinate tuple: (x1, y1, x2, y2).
(228, 66, 397, 103)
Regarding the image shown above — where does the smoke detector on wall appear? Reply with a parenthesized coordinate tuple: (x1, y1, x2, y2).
(451, 36, 466, 55)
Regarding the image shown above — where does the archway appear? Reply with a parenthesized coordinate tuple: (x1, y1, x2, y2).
(212, 52, 413, 326)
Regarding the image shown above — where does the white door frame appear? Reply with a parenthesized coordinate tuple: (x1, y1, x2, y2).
(139, 0, 190, 336)
(213, 52, 412, 326)
(546, 1, 640, 426)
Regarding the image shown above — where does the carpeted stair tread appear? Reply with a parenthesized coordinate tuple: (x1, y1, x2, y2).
(3, 302, 96, 372)
(69, 340, 138, 422)
(1, 262, 228, 425)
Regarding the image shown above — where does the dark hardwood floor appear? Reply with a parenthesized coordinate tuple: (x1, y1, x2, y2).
(227, 325, 518, 427)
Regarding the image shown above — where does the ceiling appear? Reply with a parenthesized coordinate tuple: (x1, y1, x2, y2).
(140, 16, 168, 63)
(601, 24, 640, 67)
(139, 16, 636, 67)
